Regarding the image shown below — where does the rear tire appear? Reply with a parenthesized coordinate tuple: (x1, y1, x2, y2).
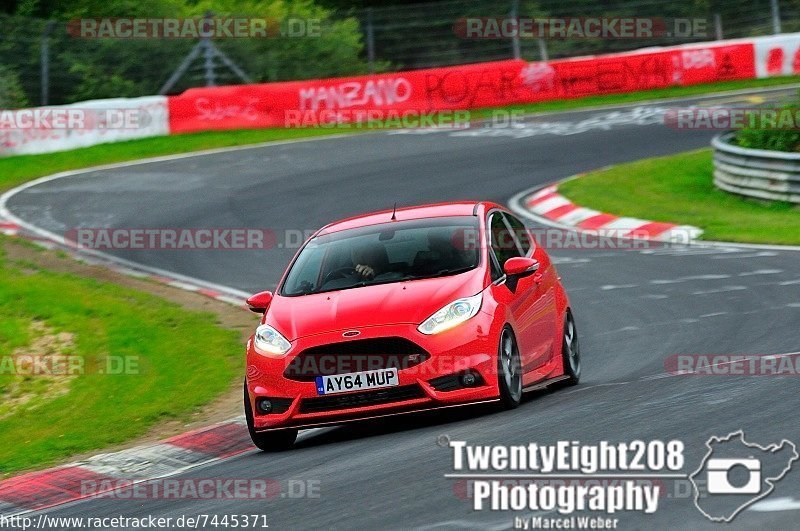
(244, 380, 297, 451)
(561, 311, 581, 385)
(497, 326, 523, 409)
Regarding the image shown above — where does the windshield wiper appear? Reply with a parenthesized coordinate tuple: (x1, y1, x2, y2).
(397, 266, 476, 282)
(424, 266, 475, 278)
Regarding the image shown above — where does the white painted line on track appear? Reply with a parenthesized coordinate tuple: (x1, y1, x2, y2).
(691, 285, 747, 295)
(738, 269, 783, 276)
(600, 284, 638, 290)
(750, 497, 800, 512)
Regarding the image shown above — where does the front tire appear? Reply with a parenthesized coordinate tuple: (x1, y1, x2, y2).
(244, 380, 297, 451)
(561, 311, 581, 385)
(497, 326, 523, 409)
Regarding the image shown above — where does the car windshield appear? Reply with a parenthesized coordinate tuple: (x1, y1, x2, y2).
(280, 216, 481, 296)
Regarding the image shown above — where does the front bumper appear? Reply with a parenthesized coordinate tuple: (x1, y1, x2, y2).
(245, 314, 501, 431)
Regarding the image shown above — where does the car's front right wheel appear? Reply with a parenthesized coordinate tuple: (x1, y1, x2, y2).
(244, 380, 298, 451)
(497, 326, 523, 409)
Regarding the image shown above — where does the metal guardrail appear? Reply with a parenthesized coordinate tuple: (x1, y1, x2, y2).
(712, 132, 800, 204)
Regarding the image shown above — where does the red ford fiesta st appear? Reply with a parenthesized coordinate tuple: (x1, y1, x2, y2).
(244, 202, 581, 450)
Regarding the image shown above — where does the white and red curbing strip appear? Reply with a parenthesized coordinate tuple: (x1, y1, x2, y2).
(0, 419, 253, 515)
(0, 221, 19, 237)
(521, 184, 703, 243)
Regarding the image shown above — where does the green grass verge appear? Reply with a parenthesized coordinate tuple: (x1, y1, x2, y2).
(2, 76, 800, 194)
(558, 149, 800, 245)
(0, 238, 242, 475)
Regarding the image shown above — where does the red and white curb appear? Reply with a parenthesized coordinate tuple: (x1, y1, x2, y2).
(0, 418, 253, 515)
(0, 221, 19, 237)
(515, 183, 703, 243)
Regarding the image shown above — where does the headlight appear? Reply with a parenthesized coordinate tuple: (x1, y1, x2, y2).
(253, 324, 292, 357)
(418, 293, 483, 335)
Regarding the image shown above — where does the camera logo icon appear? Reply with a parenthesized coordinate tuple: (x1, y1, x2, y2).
(690, 430, 798, 522)
(706, 457, 761, 495)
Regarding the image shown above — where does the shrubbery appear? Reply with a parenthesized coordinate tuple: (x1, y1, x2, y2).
(734, 97, 800, 152)
(0, 0, 368, 107)
(0, 65, 28, 108)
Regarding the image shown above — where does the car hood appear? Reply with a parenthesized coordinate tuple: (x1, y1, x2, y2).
(266, 270, 486, 340)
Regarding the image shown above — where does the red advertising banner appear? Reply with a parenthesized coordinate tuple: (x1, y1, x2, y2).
(167, 60, 529, 133)
(167, 42, 755, 133)
(527, 43, 754, 98)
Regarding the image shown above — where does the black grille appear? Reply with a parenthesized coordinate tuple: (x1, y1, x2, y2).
(268, 398, 293, 414)
(429, 371, 485, 392)
(428, 374, 462, 392)
(299, 384, 425, 413)
(284, 337, 429, 382)
(254, 397, 293, 415)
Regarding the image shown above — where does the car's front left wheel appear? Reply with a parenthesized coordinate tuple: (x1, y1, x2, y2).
(561, 311, 581, 385)
(244, 380, 298, 451)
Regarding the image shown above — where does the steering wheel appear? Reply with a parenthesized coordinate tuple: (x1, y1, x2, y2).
(322, 266, 358, 284)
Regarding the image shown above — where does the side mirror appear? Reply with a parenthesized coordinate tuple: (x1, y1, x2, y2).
(503, 257, 540, 277)
(246, 291, 273, 314)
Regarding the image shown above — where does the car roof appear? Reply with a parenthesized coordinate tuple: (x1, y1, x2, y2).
(317, 201, 502, 236)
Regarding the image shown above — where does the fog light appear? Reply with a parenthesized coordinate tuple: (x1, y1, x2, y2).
(460, 372, 477, 387)
(256, 398, 273, 414)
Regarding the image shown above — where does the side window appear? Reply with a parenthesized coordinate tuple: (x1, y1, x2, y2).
(489, 212, 522, 267)
(504, 213, 532, 256)
(489, 247, 504, 281)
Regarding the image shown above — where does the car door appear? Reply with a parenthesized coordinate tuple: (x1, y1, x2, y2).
(486, 211, 534, 377)
(504, 212, 559, 380)
(487, 211, 556, 385)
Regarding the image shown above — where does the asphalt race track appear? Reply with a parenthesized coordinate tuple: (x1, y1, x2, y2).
(5, 89, 800, 529)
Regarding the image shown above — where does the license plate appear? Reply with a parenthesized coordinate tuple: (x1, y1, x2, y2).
(315, 368, 399, 395)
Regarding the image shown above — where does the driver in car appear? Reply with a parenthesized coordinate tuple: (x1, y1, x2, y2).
(352, 242, 390, 280)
